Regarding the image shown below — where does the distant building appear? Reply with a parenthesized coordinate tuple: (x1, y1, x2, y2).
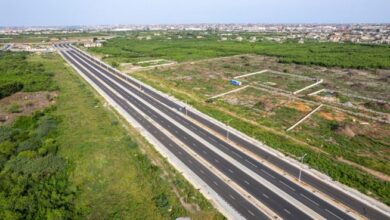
(84, 42, 102, 48)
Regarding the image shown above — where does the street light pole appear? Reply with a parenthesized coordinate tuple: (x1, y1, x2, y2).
(226, 119, 232, 141)
(299, 153, 307, 182)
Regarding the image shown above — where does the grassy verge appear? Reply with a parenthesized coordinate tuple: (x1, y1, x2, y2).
(28, 53, 222, 219)
(131, 73, 390, 206)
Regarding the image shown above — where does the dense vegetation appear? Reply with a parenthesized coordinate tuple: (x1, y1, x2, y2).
(0, 52, 57, 99)
(89, 37, 390, 69)
(0, 110, 79, 219)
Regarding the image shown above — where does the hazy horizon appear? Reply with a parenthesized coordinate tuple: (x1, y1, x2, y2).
(1, 0, 390, 27)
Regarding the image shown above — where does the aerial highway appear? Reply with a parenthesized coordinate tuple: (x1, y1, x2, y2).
(56, 43, 390, 220)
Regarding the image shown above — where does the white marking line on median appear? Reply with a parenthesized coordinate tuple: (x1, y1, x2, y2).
(325, 209, 343, 220)
(279, 180, 296, 192)
(248, 210, 255, 216)
(300, 193, 319, 206)
(244, 180, 250, 185)
(262, 193, 269, 199)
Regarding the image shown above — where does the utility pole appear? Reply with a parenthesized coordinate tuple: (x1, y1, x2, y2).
(299, 153, 307, 182)
(226, 119, 232, 141)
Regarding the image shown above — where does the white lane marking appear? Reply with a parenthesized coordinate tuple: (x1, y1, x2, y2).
(168, 144, 173, 147)
(174, 130, 178, 134)
(214, 159, 219, 163)
(183, 136, 187, 140)
(210, 137, 217, 143)
(178, 151, 182, 155)
(325, 209, 343, 220)
(262, 193, 269, 199)
(202, 150, 208, 154)
(200, 169, 205, 174)
(245, 159, 258, 168)
(167, 124, 171, 128)
(248, 210, 255, 216)
(279, 180, 296, 192)
(228, 169, 234, 174)
(218, 143, 229, 151)
(229, 194, 236, 200)
(232, 151, 243, 158)
(300, 193, 319, 206)
(261, 169, 276, 179)
(284, 209, 291, 215)
(192, 143, 197, 147)
(213, 181, 219, 186)
(244, 180, 250, 185)
(188, 160, 193, 164)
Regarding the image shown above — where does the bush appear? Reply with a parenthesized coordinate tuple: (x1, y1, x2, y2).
(8, 103, 21, 113)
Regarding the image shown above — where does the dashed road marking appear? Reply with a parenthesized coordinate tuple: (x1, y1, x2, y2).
(279, 180, 296, 192)
(300, 193, 319, 206)
(325, 209, 343, 220)
(261, 169, 276, 179)
(245, 159, 258, 168)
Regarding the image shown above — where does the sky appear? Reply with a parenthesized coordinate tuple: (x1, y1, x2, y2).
(1, 0, 390, 26)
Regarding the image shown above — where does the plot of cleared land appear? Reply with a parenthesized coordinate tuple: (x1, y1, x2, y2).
(129, 53, 390, 205)
(241, 70, 318, 93)
(312, 90, 390, 114)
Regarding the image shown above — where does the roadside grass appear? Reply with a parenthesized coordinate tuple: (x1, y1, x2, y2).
(29, 53, 222, 219)
(131, 71, 390, 206)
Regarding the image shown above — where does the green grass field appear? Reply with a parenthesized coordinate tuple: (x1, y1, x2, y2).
(88, 37, 390, 69)
(32, 53, 222, 219)
(0, 53, 222, 219)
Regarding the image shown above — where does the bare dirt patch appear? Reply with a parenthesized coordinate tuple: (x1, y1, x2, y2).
(0, 91, 58, 124)
(319, 110, 346, 122)
(287, 101, 312, 112)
